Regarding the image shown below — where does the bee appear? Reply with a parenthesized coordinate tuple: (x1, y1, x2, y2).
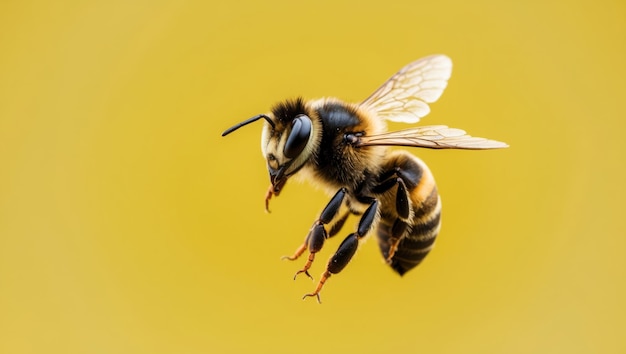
(222, 55, 507, 303)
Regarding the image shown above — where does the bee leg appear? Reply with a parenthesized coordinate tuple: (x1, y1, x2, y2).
(387, 178, 412, 262)
(373, 175, 413, 262)
(386, 218, 409, 263)
(282, 188, 347, 280)
(303, 200, 379, 303)
(281, 210, 349, 262)
(327, 210, 350, 237)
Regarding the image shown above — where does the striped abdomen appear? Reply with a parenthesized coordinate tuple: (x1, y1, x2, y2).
(375, 151, 442, 276)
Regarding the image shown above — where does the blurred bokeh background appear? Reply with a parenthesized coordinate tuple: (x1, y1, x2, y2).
(1, 1, 624, 353)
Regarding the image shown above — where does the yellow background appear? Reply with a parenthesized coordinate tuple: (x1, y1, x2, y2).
(1, 1, 624, 353)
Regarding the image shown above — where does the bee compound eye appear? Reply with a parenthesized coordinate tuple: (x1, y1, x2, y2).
(283, 115, 312, 159)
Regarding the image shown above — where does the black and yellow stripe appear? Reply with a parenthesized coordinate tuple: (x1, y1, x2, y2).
(375, 151, 441, 275)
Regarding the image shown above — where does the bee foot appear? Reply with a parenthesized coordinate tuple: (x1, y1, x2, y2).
(302, 292, 322, 304)
(302, 271, 330, 304)
(289, 252, 316, 280)
(294, 269, 313, 281)
(385, 244, 399, 264)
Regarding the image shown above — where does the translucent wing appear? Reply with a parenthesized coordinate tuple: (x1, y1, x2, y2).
(360, 55, 453, 124)
(356, 125, 509, 150)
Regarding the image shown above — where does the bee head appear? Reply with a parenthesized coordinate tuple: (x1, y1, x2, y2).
(222, 98, 320, 197)
(261, 98, 321, 196)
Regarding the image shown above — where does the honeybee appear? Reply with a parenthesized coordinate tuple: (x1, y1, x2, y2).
(222, 55, 507, 303)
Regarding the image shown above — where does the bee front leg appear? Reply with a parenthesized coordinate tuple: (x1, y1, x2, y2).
(281, 188, 347, 280)
(303, 199, 379, 303)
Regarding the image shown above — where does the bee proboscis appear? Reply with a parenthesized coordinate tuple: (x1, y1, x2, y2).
(222, 55, 508, 303)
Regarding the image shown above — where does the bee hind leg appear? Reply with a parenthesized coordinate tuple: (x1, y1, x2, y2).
(303, 199, 379, 303)
(372, 172, 413, 263)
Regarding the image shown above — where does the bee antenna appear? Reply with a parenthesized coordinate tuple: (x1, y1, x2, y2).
(221, 114, 274, 136)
